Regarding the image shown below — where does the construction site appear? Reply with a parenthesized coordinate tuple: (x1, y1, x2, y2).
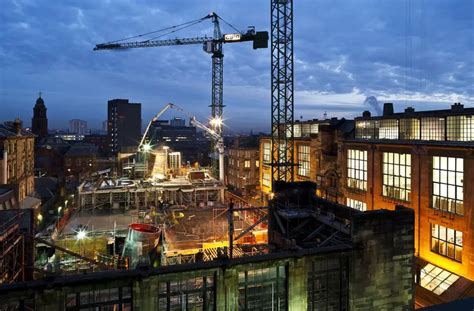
(0, 1, 422, 310)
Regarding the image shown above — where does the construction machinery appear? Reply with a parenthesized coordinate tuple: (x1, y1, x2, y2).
(94, 12, 268, 177)
(139, 103, 225, 183)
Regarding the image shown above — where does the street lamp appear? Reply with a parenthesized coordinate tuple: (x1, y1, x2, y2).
(76, 229, 87, 259)
(142, 143, 152, 153)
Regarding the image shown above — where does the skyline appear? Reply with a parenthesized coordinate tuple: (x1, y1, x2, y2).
(1, 0, 473, 132)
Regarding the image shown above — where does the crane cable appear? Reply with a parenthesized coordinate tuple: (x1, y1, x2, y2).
(216, 15, 244, 35)
(106, 15, 211, 44)
(146, 18, 208, 41)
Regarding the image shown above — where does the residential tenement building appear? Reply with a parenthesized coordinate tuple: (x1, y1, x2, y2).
(0, 119, 38, 209)
(226, 135, 260, 197)
(107, 99, 141, 154)
(338, 103, 474, 306)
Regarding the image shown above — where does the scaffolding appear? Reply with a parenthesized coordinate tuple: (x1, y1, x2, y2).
(0, 211, 26, 285)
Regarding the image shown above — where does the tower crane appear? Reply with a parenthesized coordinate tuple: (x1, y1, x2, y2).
(138, 103, 225, 183)
(94, 12, 268, 177)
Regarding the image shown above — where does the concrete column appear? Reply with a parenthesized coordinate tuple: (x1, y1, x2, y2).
(216, 267, 239, 311)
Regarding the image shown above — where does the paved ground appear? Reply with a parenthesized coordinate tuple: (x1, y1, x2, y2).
(62, 210, 140, 234)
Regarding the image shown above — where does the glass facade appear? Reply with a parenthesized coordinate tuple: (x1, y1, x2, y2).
(263, 142, 271, 163)
(431, 224, 463, 262)
(432, 156, 463, 215)
(382, 152, 411, 201)
(399, 118, 420, 140)
(158, 275, 215, 310)
(297, 145, 310, 177)
(355, 113, 473, 141)
(238, 266, 287, 311)
(421, 117, 445, 140)
(379, 119, 399, 139)
(346, 198, 367, 211)
(347, 149, 367, 190)
(447, 115, 474, 141)
(307, 257, 348, 311)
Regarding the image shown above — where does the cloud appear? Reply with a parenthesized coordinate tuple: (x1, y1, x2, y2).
(0, 0, 472, 132)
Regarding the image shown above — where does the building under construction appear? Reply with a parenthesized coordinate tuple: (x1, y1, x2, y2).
(0, 181, 416, 310)
(77, 171, 225, 210)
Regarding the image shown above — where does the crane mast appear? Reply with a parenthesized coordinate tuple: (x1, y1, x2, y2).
(270, 0, 294, 183)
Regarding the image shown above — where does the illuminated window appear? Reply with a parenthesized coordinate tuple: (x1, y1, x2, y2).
(238, 266, 287, 310)
(447, 115, 474, 141)
(420, 263, 459, 295)
(383, 152, 411, 201)
(421, 117, 445, 140)
(346, 198, 367, 211)
(432, 156, 463, 215)
(301, 123, 311, 137)
(379, 119, 399, 139)
(244, 160, 251, 168)
(310, 123, 319, 134)
(347, 149, 367, 190)
(293, 123, 302, 138)
(262, 173, 271, 188)
(263, 142, 271, 163)
(255, 160, 259, 168)
(158, 275, 215, 310)
(65, 286, 132, 310)
(399, 118, 420, 140)
(431, 224, 463, 262)
(355, 120, 378, 139)
(297, 145, 310, 177)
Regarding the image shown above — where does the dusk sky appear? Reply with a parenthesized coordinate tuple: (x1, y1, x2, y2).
(1, 0, 473, 133)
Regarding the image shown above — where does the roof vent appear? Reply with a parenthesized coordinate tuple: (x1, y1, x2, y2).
(451, 102, 464, 112)
(383, 103, 394, 116)
(362, 110, 371, 118)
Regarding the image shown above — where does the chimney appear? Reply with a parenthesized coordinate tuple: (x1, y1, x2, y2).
(451, 102, 464, 112)
(383, 103, 394, 116)
(362, 111, 371, 118)
(405, 107, 415, 114)
(13, 118, 22, 135)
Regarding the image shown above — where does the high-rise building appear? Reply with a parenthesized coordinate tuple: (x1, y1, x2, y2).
(31, 93, 48, 138)
(68, 119, 88, 135)
(107, 99, 141, 154)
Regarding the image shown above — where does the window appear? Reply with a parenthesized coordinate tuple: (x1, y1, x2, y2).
(238, 266, 286, 311)
(263, 142, 271, 163)
(262, 173, 271, 188)
(421, 117, 445, 140)
(431, 224, 463, 262)
(244, 160, 251, 168)
(65, 286, 132, 310)
(308, 257, 348, 311)
(255, 160, 259, 168)
(310, 123, 319, 134)
(158, 275, 215, 310)
(347, 149, 367, 190)
(447, 115, 474, 141)
(355, 120, 378, 139)
(379, 119, 399, 139)
(297, 145, 310, 177)
(419, 263, 460, 295)
(301, 123, 311, 137)
(432, 156, 463, 215)
(346, 198, 367, 211)
(293, 123, 302, 137)
(399, 118, 420, 140)
(383, 152, 411, 201)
